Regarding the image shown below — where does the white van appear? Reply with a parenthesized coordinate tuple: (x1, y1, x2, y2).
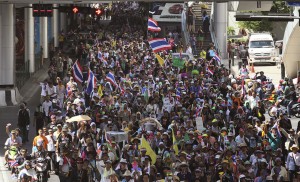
(247, 33, 278, 64)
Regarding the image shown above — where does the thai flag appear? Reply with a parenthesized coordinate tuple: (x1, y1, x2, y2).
(119, 83, 125, 96)
(195, 107, 202, 117)
(148, 38, 171, 53)
(9, 160, 18, 167)
(206, 67, 214, 75)
(97, 51, 103, 60)
(148, 18, 161, 32)
(213, 55, 221, 65)
(72, 60, 83, 83)
(106, 72, 118, 88)
(232, 155, 238, 175)
(86, 70, 97, 95)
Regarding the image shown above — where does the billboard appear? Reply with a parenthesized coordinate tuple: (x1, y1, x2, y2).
(152, 2, 184, 22)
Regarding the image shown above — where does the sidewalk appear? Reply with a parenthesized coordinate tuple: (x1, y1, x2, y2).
(222, 58, 240, 76)
(19, 60, 49, 103)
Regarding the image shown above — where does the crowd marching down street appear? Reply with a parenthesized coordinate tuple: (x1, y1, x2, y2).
(3, 2, 300, 182)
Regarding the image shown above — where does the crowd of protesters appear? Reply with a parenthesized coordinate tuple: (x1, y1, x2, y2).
(4, 2, 300, 182)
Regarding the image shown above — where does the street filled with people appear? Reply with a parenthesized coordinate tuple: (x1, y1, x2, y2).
(3, 2, 300, 182)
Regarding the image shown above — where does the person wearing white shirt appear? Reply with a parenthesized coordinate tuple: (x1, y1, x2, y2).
(40, 81, 48, 103)
(271, 158, 288, 181)
(47, 82, 57, 99)
(186, 44, 193, 55)
(286, 144, 300, 181)
(42, 97, 52, 117)
(235, 128, 249, 146)
(18, 161, 37, 180)
(56, 79, 66, 108)
(73, 94, 85, 106)
(45, 129, 56, 172)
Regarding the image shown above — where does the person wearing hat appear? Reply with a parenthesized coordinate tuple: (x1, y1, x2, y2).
(56, 126, 72, 154)
(98, 159, 115, 182)
(115, 158, 128, 180)
(287, 144, 300, 181)
(177, 162, 192, 182)
(270, 157, 288, 181)
(121, 170, 133, 182)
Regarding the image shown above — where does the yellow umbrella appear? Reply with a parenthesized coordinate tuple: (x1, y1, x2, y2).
(66, 115, 91, 123)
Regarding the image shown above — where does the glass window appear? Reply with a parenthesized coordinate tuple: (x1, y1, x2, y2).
(249, 41, 274, 48)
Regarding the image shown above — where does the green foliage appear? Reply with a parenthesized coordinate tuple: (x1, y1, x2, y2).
(238, 20, 273, 32)
(270, 0, 290, 13)
(227, 26, 235, 36)
(237, 1, 290, 33)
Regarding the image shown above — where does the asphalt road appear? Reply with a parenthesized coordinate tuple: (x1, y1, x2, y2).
(0, 72, 59, 181)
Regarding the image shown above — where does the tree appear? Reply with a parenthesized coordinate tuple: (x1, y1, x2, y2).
(238, 19, 273, 32)
(237, 1, 290, 32)
(227, 26, 235, 36)
(270, 0, 290, 13)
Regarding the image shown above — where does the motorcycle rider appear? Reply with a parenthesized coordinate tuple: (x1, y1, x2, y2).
(32, 142, 47, 159)
(4, 130, 22, 164)
(18, 160, 37, 181)
(286, 86, 298, 118)
(13, 148, 32, 174)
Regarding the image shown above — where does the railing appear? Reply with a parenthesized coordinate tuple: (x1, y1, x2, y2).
(16, 47, 44, 90)
(209, 2, 220, 55)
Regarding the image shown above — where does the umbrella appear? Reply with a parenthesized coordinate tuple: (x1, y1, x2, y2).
(66, 115, 91, 123)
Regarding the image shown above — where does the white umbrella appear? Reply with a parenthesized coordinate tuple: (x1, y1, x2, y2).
(66, 115, 91, 123)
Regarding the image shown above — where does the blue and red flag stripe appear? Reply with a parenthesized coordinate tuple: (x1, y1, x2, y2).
(72, 60, 84, 83)
(148, 38, 171, 53)
(148, 18, 161, 32)
(86, 69, 97, 95)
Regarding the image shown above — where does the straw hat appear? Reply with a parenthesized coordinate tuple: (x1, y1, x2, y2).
(290, 144, 299, 151)
(123, 170, 131, 177)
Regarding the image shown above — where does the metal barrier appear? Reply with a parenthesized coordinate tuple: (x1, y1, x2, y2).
(16, 49, 43, 90)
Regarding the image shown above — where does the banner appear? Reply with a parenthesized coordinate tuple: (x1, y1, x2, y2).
(172, 58, 185, 69)
(106, 131, 128, 143)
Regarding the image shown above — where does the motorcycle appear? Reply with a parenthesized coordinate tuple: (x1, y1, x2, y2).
(268, 101, 300, 118)
(290, 103, 300, 118)
(35, 157, 49, 182)
(5, 145, 19, 170)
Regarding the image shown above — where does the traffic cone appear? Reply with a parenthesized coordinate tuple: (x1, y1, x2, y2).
(250, 63, 255, 73)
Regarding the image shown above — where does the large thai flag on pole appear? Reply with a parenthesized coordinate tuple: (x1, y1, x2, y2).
(106, 72, 118, 88)
(72, 60, 83, 83)
(148, 38, 171, 53)
(148, 18, 161, 32)
(86, 70, 97, 95)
